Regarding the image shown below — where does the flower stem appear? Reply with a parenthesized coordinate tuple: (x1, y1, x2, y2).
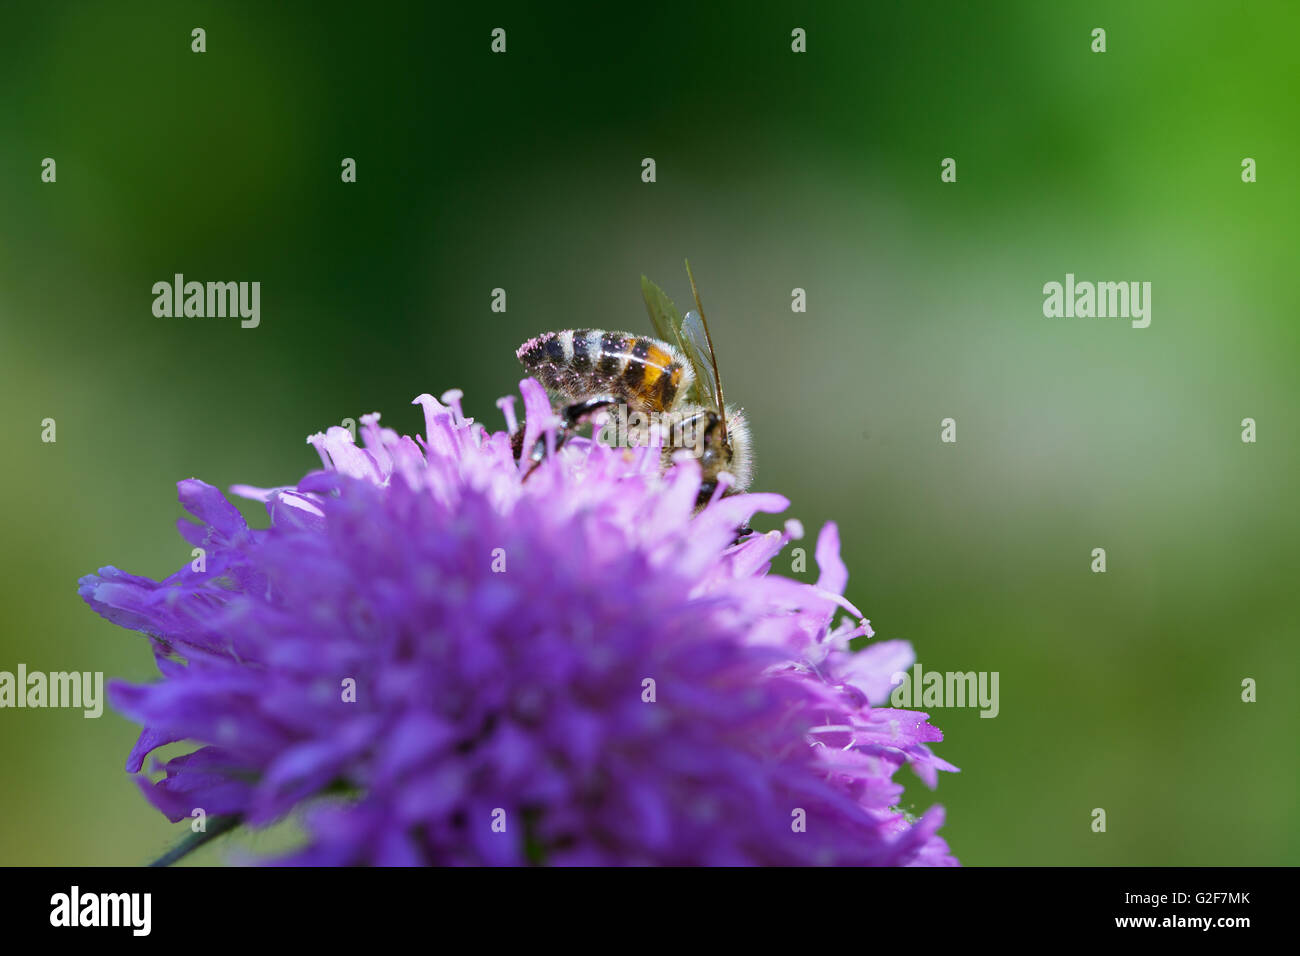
(149, 815, 242, 867)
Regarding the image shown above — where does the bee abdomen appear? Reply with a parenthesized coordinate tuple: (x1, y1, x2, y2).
(517, 329, 691, 412)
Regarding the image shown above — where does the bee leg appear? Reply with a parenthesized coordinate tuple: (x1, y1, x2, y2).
(696, 480, 717, 508)
(561, 395, 619, 429)
(511, 428, 556, 468)
(509, 427, 528, 461)
(696, 481, 754, 544)
(520, 430, 569, 483)
(726, 524, 756, 546)
(513, 394, 619, 477)
(512, 417, 569, 481)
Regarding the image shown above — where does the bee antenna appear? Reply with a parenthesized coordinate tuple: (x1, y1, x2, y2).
(684, 259, 727, 440)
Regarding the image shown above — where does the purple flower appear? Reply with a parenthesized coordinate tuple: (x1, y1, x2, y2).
(79, 380, 958, 865)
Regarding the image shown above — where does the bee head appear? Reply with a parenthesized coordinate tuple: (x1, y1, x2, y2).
(697, 410, 727, 473)
(697, 404, 753, 492)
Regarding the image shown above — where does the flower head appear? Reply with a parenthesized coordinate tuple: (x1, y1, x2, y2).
(79, 380, 957, 865)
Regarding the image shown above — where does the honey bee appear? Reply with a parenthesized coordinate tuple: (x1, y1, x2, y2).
(513, 261, 753, 508)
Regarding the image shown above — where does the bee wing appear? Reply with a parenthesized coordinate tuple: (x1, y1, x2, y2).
(641, 275, 708, 404)
(680, 309, 721, 411)
(641, 274, 685, 344)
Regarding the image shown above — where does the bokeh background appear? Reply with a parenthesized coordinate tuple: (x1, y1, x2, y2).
(1, 0, 1296, 866)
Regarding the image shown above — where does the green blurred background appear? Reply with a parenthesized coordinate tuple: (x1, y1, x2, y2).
(1, 1, 1296, 865)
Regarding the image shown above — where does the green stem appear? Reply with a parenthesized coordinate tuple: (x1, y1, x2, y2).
(148, 815, 242, 867)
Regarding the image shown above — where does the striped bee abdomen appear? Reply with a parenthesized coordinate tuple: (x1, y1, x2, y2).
(516, 329, 693, 413)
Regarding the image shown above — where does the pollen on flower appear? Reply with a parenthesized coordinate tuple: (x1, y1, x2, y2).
(78, 380, 958, 866)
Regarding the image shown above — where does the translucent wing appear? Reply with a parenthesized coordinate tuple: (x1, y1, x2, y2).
(641, 275, 710, 404)
(640, 275, 683, 347)
(680, 309, 721, 411)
